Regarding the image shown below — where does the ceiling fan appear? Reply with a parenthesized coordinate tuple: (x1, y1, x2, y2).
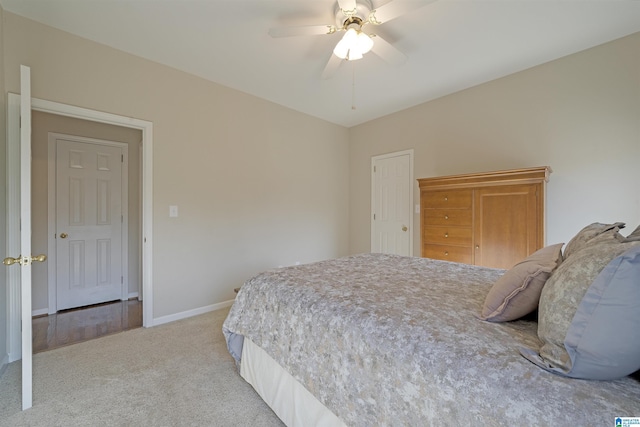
(269, 0, 430, 79)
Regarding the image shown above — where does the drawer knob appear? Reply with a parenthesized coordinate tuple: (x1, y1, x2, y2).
(444, 215, 449, 220)
(444, 196, 448, 201)
(444, 233, 449, 238)
(444, 251, 449, 256)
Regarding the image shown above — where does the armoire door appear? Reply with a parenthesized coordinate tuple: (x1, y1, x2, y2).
(473, 183, 541, 269)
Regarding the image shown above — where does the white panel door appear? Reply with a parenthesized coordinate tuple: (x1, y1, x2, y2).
(56, 139, 124, 310)
(371, 151, 413, 256)
(4, 65, 38, 410)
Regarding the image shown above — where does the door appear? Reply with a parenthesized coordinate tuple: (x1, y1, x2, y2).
(55, 138, 126, 310)
(2, 65, 43, 410)
(474, 183, 541, 269)
(371, 150, 413, 256)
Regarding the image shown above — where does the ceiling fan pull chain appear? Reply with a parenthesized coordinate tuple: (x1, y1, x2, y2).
(352, 62, 356, 110)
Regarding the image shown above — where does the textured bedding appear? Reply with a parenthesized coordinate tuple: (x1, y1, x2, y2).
(223, 253, 640, 426)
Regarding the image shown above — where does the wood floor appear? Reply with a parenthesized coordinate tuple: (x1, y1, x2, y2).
(32, 300, 142, 354)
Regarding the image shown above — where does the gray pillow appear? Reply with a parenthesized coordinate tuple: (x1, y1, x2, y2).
(521, 239, 640, 379)
(479, 243, 564, 322)
(624, 224, 640, 242)
(563, 222, 625, 259)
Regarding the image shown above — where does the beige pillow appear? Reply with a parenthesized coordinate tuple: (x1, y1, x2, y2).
(479, 243, 564, 322)
(563, 222, 625, 259)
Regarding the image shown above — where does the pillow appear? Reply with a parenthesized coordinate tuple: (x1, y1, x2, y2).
(624, 224, 640, 242)
(479, 243, 564, 322)
(563, 222, 625, 259)
(521, 235, 640, 379)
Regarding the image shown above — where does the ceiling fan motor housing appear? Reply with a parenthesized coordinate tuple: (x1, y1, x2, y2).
(334, 0, 373, 29)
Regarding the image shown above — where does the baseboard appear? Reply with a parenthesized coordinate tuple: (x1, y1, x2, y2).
(128, 292, 139, 300)
(151, 299, 235, 327)
(32, 308, 49, 317)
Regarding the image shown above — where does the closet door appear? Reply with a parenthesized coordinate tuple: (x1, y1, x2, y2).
(473, 184, 541, 269)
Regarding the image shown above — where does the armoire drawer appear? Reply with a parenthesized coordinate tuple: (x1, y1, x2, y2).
(423, 189, 472, 209)
(423, 244, 473, 264)
(424, 209, 472, 226)
(423, 226, 472, 246)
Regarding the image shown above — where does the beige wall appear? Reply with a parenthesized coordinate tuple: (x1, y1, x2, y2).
(0, 5, 8, 368)
(30, 111, 142, 312)
(3, 12, 350, 319)
(349, 32, 640, 255)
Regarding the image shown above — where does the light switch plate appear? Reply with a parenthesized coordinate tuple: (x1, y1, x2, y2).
(169, 205, 178, 217)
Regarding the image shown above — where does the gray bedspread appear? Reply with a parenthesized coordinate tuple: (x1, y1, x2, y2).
(222, 253, 640, 426)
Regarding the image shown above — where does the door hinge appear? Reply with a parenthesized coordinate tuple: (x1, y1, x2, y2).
(121, 276, 124, 284)
(373, 165, 377, 173)
(121, 154, 124, 162)
(373, 213, 376, 220)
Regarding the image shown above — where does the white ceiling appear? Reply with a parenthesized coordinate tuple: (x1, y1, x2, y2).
(2, 0, 640, 128)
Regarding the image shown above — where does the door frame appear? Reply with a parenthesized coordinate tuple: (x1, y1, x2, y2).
(370, 149, 414, 256)
(6, 94, 154, 362)
(47, 133, 130, 313)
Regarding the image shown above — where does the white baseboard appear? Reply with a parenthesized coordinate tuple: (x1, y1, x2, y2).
(32, 308, 49, 317)
(151, 299, 235, 327)
(128, 292, 139, 300)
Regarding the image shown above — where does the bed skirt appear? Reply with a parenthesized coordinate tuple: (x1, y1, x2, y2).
(240, 337, 346, 427)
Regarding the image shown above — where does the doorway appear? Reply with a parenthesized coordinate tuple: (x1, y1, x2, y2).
(6, 94, 154, 366)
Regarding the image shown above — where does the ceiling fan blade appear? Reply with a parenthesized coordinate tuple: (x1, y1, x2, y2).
(370, 34, 407, 66)
(321, 54, 344, 80)
(368, 0, 433, 25)
(337, 0, 357, 15)
(268, 25, 337, 38)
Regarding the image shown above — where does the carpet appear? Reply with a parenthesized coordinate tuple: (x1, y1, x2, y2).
(0, 307, 284, 426)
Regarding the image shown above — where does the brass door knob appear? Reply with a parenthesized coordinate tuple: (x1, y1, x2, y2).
(32, 254, 47, 263)
(3, 257, 21, 266)
(402, 226, 408, 232)
(60, 233, 68, 239)
(3, 254, 47, 266)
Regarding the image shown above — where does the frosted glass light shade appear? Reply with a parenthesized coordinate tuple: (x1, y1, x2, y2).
(333, 28, 373, 61)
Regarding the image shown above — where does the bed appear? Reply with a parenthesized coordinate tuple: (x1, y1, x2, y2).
(223, 245, 640, 425)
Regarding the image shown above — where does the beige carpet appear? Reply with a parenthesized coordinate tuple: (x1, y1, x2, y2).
(0, 307, 284, 426)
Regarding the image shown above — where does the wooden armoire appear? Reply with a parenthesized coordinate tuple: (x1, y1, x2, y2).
(418, 167, 551, 270)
